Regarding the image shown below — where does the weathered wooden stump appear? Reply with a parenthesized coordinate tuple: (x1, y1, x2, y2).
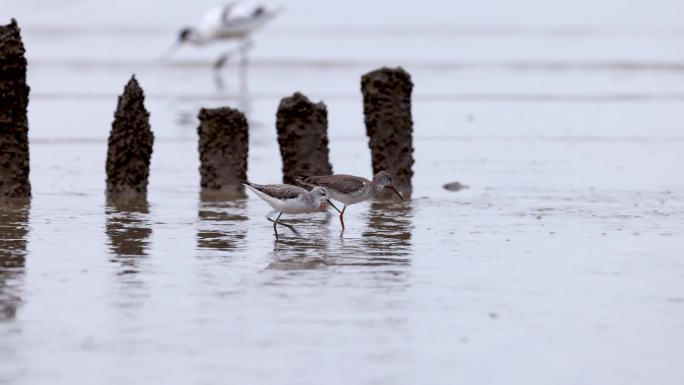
(361, 67, 414, 198)
(197, 107, 249, 199)
(105, 76, 154, 203)
(276, 92, 333, 185)
(0, 19, 31, 203)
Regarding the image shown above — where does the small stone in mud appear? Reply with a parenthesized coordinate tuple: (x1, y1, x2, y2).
(276, 92, 333, 185)
(0, 19, 31, 202)
(197, 106, 249, 199)
(105, 75, 154, 202)
(443, 181, 469, 192)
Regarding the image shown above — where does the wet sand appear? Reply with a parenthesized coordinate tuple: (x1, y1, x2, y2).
(1, 0, 684, 384)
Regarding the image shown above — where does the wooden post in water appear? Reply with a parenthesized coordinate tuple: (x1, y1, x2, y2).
(105, 75, 154, 203)
(197, 107, 249, 199)
(0, 19, 31, 202)
(276, 92, 333, 185)
(361, 67, 414, 199)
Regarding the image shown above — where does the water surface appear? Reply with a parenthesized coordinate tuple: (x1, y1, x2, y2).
(2, 0, 684, 384)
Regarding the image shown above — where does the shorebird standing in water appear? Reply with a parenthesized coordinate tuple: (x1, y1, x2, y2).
(297, 171, 404, 231)
(164, 2, 281, 88)
(243, 182, 329, 238)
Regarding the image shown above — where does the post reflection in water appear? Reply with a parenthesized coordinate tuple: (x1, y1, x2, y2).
(197, 199, 249, 254)
(105, 201, 152, 275)
(0, 204, 30, 321)
(362, 201, 413, 259)
(325, 200, 413, 269)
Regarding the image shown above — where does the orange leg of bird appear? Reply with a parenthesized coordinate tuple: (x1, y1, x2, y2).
(339, 205, 346, 230)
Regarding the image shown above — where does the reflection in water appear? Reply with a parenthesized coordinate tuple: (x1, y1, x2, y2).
(266, 202, 414, 270)
(105, 201, 152, 275)
(326, 201, 413, 269)
(266, 212, 333, 270)
(362, 201, 413, 259)
(0, 204, 30, 321)
(197, 199, 248, 254)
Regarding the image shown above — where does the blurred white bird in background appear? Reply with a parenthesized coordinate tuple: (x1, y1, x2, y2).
(164, 2, 282, 89)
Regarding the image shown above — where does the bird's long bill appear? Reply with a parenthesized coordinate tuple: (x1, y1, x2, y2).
(326, 199, 342, 213)
(159, 42, 181, 60)
(389, 185, 404, 201)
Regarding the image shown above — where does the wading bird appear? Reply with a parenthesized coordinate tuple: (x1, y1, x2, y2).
(243, 182, 329, 238)
(164, 2, 281, 88)
(297, 171, 404, 231)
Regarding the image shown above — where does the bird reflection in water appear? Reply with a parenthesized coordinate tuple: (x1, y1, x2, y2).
(266, 201, 413, 270)
(0, 204, 30, 321)
(266, 211, 333, 270)
(105, 200, 152, 275)
(197, 199, 248, 254)
(329, 200, 413, 268)
(362, 201, 413, 258)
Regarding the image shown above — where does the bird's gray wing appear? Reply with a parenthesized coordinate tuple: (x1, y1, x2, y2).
(305, 175, 368, 194)
(249, 183, 306, 200)
(221, 2, 264, 27)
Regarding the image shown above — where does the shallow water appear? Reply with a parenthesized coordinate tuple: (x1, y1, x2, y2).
(2, 0, 684, 384)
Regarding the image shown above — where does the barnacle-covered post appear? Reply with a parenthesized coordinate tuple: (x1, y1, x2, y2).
(361, 67, 414, 199)
(0, 19, 31, 202)
(275, 92, 333, 185)
(105, 76, 154, 203)
(197, 106, 249, 199)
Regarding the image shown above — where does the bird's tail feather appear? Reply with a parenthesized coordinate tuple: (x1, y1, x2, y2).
(242, 181, 261, 194)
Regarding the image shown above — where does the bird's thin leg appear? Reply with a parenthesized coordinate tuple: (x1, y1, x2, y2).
(213, 53, 231, 90)
(214, 39, 254, 91)
(213, 68, 225, 90)
(266, 213, 300, 236)
(214, 53, 230, 70)
(213, 42, 244, 89)
(239, 38, 254, 56)
(339, 205, 347, 230)
(326, 199, 342, 214)
(272, 212, 282, 238)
